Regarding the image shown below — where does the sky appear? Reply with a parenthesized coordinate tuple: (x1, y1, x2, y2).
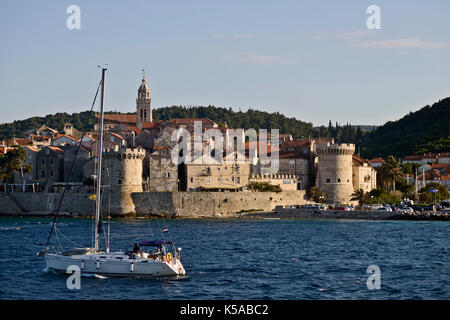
(1, 0, 449, 126)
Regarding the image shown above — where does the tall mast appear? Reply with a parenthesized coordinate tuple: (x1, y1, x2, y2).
(94, 67, 107, 252)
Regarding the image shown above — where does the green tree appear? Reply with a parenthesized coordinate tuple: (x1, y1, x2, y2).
(247, 181, 282, 193)
(350, 189, 368, 208)
(377, 156, 403, 192)
(307, 187, 327, 203)
(0, 147, 29, 183)
(419, 182, 449, 203)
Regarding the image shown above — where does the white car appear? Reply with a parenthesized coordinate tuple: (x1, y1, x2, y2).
(377, 207, 392, 212)
(398, 207, 414, 213)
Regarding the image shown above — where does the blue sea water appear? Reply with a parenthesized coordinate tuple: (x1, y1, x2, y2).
(0, 217, 448, 300)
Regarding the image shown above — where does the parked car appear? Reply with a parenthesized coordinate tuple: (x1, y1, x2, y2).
(423, 204, 437, 212)
(398, 207, 414, 213)
(411, 205, 425, 212)
(377, 207, 392, 212)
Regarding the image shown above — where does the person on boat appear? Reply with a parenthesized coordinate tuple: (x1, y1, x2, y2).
(132, 243, 140, 254)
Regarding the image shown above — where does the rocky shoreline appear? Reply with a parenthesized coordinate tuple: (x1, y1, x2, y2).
(239, 209, 450, 221)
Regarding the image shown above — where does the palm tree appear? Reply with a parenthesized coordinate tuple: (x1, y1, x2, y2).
(384, 156, 403, 192)
(351, 189, 367, 209)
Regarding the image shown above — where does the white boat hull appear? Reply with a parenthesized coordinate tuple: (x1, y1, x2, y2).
(45, 251, 185, 277)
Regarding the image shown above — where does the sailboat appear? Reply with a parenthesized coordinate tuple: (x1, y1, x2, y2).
(39, 68, 186, 277)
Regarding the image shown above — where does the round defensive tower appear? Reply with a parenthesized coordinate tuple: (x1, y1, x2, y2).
(103, 146, 146, 215)
(315, 143, 355, 204)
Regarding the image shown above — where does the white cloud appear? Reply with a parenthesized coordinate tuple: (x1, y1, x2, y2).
(335, 30, 375, 41)
(310, 30, 374, 41)
(240, 55, 277, 64)
(356, 38, 448, 50)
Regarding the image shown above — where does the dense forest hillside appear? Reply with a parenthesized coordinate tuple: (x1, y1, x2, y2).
(360, 98, 450, 158)
(1, 99, 449, 159)
(0, 111, 96, 140)
(0, 106, 316, 141)
(153, 105, 316, 138)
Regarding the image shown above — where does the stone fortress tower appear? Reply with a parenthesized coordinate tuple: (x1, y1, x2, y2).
(315, 143, 355, 204)
(136, 71, 152, 129)
(102, 146, 146, 214)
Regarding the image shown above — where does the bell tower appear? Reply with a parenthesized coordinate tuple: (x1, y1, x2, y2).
(136, 70, 152, 129)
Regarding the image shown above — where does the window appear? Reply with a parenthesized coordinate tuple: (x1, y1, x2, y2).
(41, 158, 46, 165)
(50, 170, 54, 177)
(289, 160, 295, 169)
(237, 177, 240, 184)
(206, 179, 211, 185)
(190, 178, 194, 183)
(50, 158, 54, 166)
(118, 179, 122, 185)
(167, 172, 170, 178)
(326, 179, 330, 183)
(337, 178, 341, 183)
(41, 170, 46, 178)
(144, 109, 147, 120)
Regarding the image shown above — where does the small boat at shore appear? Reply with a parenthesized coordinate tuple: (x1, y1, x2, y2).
(39, 68, 185, 277)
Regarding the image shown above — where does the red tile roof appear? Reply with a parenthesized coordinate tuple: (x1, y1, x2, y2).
(54, 134, 77, 141)
(166, 118, 217, 126)
(353, 155, 370, 166)
(98, 113, 137, 124)
(403, 152, 450, 161)
(142, 121, 163, 129)
(25, 146, 39, 152)
(369, 157, 384, 163)
(108, 132, 125, 140)
(7, 138, 32, 146)
(281, 139, 310, 148)
(278, 151, 309, 159)
(47, 146, 64, 154)
(0, 146, 15, 154)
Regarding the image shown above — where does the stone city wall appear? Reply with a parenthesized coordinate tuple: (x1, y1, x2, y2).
(0, 190, 310, 217)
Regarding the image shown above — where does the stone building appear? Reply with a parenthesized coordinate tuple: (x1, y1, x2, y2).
(183, 151, 250, 191)
(352, 155, 377, 193)
(35, 146, 65, 192)
(148, 146, 178, 192)
(277, 152, 310, 190)
(62, 145, 90, 183)
(315, 143, 355, 204)
(102, 146, 146, 214)
(249, 174, 299, 191)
